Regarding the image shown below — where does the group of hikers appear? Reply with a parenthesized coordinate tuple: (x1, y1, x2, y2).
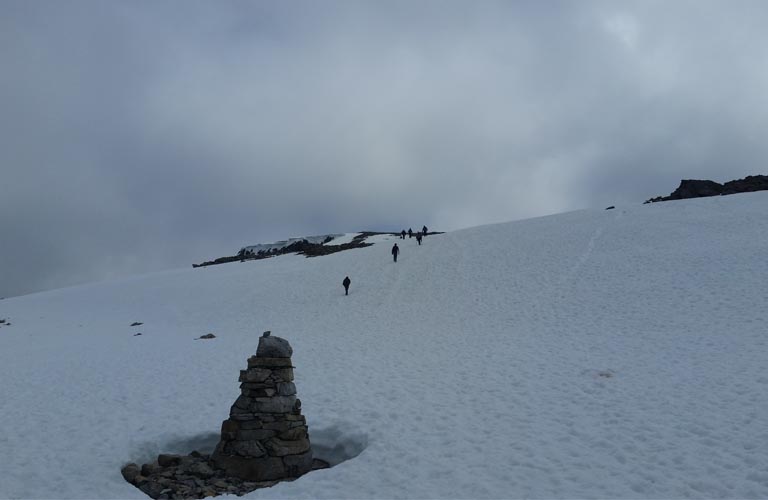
(392, 225, 427, 262)
(398, 225, 428, 243)
(342, 225, 430, 295)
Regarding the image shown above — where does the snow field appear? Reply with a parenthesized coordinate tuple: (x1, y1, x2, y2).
(1, 193, 768, 498)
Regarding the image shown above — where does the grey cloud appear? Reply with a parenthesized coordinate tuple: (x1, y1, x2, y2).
(2, 0, 768, 297)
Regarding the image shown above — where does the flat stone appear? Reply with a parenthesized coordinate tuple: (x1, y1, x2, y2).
(247, 356, 293, 368)
(283, 450, 314, 477)
(141, 462, 161, 477)
(262, 421, 291, 432)
(276, 382, 296, 396)
(242, 387, 276, 398)
(121, 463, 140, 484)
(237, 419, 264, 430)
(256, 335, 293, 358)
(239, 368, 272, 383)
(230, 412, 256, 421)
(221, 419, 239, 434)
(211, 454, 287, 481)
(201, 486, 217, 497)
(270, 367, 294, 382)
(231, 439, 267, 458)
(233, 395, 254, 410)
(311, 458, 330, 470)
(237, 429, 277, 441)
(188, 461, 215, 479)
(141, 480, 165, 498)
(157, 454, 182, 467)
(240, 381, 276, 390)
(264, 436, 311, 457)
(251, 395, 296, 413)
(278, 426, 307, 441)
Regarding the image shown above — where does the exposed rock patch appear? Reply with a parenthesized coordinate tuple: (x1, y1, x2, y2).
(193, 233, 380, 268)
(192, 231, 442, 268)
(121, 452, 328, 499)
(645, 175, 768, 203)
(196, 334, 216, 340)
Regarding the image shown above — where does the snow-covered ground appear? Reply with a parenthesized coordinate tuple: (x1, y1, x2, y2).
(323, 233, 360, 246)
(2, 193, 768, 499)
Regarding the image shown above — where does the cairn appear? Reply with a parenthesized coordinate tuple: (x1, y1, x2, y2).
(211, 332, 313, 481)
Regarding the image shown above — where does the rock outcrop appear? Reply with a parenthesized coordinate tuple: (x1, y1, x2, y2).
(645, 175, 768, 203)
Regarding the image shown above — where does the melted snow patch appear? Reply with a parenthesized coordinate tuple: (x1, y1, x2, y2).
(309, 424, 369, 466)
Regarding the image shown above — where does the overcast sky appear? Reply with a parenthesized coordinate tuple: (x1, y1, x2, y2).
(1, 0, 767, 298)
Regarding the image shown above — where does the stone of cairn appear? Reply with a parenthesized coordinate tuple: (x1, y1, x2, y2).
(211, 332, 313, 481)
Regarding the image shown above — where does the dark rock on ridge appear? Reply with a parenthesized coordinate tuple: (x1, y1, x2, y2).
(193, 230, 444, 268)
(645, 175, 768, 203)
(722, 175, 768, 194)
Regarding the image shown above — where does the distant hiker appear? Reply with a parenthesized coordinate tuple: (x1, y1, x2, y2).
(401, 230, 406, 239)
(416, 233, 422, 245)
(392, 243, 400, 262)
(343, 276, 351, 296)
(408, 228, 413, 238)
(422, 225, 428, 236)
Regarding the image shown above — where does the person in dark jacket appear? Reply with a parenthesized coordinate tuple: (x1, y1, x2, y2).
(416, 233, 422, 245)
(400, 229, 406, 239)
(422, 225, 428, 236)
(392, 243, 399, 262)
(343, 276, 351, 295)
(408, 228, 413, 238)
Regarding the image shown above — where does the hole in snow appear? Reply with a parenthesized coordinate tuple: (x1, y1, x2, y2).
(131, 432, 220, 465)
(122, 426, 367, 498)
(310, 423, 368, 466)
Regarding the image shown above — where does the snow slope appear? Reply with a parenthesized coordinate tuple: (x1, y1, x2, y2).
(1, 193, 768, 499)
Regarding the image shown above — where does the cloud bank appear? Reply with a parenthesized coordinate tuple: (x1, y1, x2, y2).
(2, 0, 767, 297)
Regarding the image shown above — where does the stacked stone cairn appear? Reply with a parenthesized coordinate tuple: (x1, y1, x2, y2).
(210, 332, 313, 481)
(121, 333, 322, 499)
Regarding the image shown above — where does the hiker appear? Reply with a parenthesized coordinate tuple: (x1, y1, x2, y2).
(416, 233, 422, 245)
(392, 243, 400, 262)
(422, 225, 428, 236)
(343, 276, 351, 296)
(408, 228, 413, 238)
(401, 229, 406, 239)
